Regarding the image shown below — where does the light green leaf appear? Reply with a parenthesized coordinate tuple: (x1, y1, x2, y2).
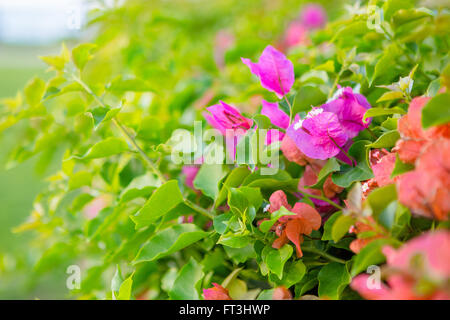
(367, 130, 400, 149)
(72, 43, 97, 71)
(364, 107, 406, 120)
(259, 206, 296, 233)
(131, 180, 184, 229)
(24, 77, 46, 107)
(169, 258, 204, 300)
(331, 214, 355, 243)
(193, 164, 228, 200)
(133, 224, 210, 263)
(79, 137, 128, 159)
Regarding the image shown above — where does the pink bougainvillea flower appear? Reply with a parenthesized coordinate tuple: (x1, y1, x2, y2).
(204, 101, 253, 135)
(242, 45, 294, 98)
(266, 190, 321, 257)
(300, 3, 327, 29)
(321, 87, 372, 139)
(351, 231, 450, 300)
(280, 135, 314, 166)
(261, 100, 290, 129)
(394, 96, 450, 164)
(272, 286, 293, 300)
(204, 101, 253, 160)
(396, 139, 450, 221)
(261, 100, 290, 144)
(283, 21, 310, 49)
(182, 165, 200, 189)
(287, 110, 348, 160)
(203, 283, 232, 300)
(266, 129, 284, 145)
(214, 30, 235, 69)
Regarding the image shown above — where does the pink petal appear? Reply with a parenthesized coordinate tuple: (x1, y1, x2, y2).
(242, 45, 294, 98)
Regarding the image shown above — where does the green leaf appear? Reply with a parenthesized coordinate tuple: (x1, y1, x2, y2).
(90, 106, 121, 129)
(282, 260, 306, 288)
(351, 238, 400, 277)
(376, 91, 404, 103)
(322, 211, 342, 241)
(310, 158, 340, 189)
(331, 214, 355, 243)
(332, 141, 374, 187)
(318, 262, 351, 300)
(213, 213, 233, 235)
(371, 44, 401, 85)
(364, 107, 406, 120)
(108, 76, 156, 94)
(253, 114, 272, 129)
(169, 258, 204, 300)
(259, 206, 296, 233)
(193, 164, 228, 200)
(218, 234, 252, 248)
(366, 184, 397, 217)
(116, 273, 134, 300)
(68, 171, 92, 190)
(292, 86, 326, 113)
(263, 245, 293, 279)
(367, 130, 400, 149)
(72, 43, 97, 71)
(216, 169, 249, 201)
(79, 137, 128, 159)
(421, 93, 450, 128)
(24, 77, 46, 107)
(391, 153, 414, 178)
(131, 180, 184, 228)
(133, 224, 210, 263)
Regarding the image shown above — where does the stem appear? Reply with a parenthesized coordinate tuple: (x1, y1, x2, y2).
(284, 95, 293, 125)
(297, 190, 344, 210)
(302, 246, 346, 264)
(185, 200, 215, 219)
(328, 66, 345, 99)
(365, 127, 378, 140)
(74, 75, 217, 219)
(328, 134, 355, 167)
(72, 75, 167, 183)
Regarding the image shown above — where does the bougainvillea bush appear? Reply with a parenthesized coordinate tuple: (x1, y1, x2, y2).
(1, 0, 449, 300)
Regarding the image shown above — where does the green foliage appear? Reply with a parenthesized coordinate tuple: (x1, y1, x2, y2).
(1, 0, 448, 301)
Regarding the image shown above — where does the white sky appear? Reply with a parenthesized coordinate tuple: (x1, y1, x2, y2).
(0, 0, 87, 44)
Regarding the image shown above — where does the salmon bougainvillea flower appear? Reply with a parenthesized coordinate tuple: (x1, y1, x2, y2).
(371, 151, 396, 187)
(203, 283, 232, 300)
(267, 190, 322, 257)
(287, 110, 348, 160)
(242, 45, 294, 98)
(351, 231, 450, 300)
(396, 139, 450, 221)
(272, 286, 293, 300)
(394, 96, 450, 164)
(321, 87, 372, 139)
(348, 217, 386, 254)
